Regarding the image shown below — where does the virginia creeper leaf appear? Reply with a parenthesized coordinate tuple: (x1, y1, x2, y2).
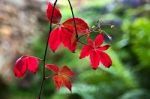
(63, 18, 89, 35)
(14, 56, 27, 78)
(49, 27, 77, 52)
(49, 27, 61, 52)
(98, 45, 110, 51)
(60, 66, 74, 77)
(46, 2, 62, 24)
(90, 50, 100, 70)
(98, 51, 112, 68)
(46, 64, 59, 73)
(61, 27, 77, 52)
(27, 56, 39, 74)
(79, 45, 92, 59)
(95, 33, 104, 47)
(53, 75, 63, 89)
(79, 33, 112, 70)
(46, 64, 74, 91)
(13, 56, 39, 78)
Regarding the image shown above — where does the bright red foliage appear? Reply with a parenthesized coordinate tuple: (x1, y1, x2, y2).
(80, 33, 112, 70)
(46, 2, 62, 24)
(46, 64, 74, 91)
(63, 18, 89, 35)
(13, 0, 113, 95)
(13, 56, 39, 78)
(49, 26, 76, 52)
(48, 18, 89, 52)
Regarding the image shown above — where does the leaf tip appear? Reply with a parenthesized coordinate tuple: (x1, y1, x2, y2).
(92, 67, 98, 70)
(79, 56, 82, 59)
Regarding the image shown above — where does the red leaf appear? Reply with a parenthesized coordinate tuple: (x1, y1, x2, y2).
(60, 66, 74, 77)
(63, 18, 89, 35)
(13, 56, 27, 78)
(79, 34, 112, 69)
(61, 75, 72, 91)
(95, 33, 104, 47)
(46, 64, 59, 73)
(46, 2, 62, 24)
(49, 27, 61, 52)
(90, 51, 100, 70)
(27, 56, 39, 74)
(13, 56, 39, 78)
(61, 27, 77, 52)
(61, 18, 89, 52)
(61, 28, 72, 48)
(53, 75, 72, 91)
(69, 39, 77, 53)
(87, 38, 94, 47)
(80, 45, 92, 59)
(46, 64, 74, 91)
(98, 51, 112, 68)
(49, 26, 77, 52)
(48, 18, 88, 52)
(53, 75, 63, 89)
(98, 45, 110, 51)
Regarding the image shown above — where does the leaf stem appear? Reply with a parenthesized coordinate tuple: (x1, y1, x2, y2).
(37, 0, 58, 99)
(78, 40, 87, 45)
(68, 0, 78, 39)
(78, 33, 90, 40)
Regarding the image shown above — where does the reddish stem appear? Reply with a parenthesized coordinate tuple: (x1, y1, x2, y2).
(68, 0, 78, 39)
(78, 33, 90, 40)
(78, 40, 88, 45)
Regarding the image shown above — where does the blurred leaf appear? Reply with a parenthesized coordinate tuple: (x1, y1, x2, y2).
(119, 89, 150, 99)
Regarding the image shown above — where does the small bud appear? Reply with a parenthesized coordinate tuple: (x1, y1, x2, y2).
(107, 35, 112, 41)
(111, 25, 114, 28)
(92, 25, 95, 28)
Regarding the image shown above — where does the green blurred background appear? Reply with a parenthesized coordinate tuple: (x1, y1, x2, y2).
(0, 0, 150, 99)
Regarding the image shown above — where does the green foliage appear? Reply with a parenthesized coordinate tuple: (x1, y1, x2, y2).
(123, 18, 150, 67)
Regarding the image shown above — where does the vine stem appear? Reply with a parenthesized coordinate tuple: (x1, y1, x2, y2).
(68, 0, 78, 40)
(37, 0, 80, 98)
(68, 0, 90, 47)
(78, 40, 87, 45)
(37, 0, 58, 99)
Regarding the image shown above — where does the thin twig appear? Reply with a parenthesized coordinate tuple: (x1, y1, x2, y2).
(68, 0, 78, 39)
(78, 40, 87, 45)
(78, 33, 90, 40)
(37, 0, 58, 99)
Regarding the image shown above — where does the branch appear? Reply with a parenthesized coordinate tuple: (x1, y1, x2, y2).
(78, 40, 88, 45)
(37, 0, 58, 99)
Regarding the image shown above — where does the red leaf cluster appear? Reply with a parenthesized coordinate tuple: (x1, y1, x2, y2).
(46, 3, 89, 52)
(13, 2, 113, 93)
(80, 34, 112, 70)
(46, 2, 112, 70)
(48, 18, 89, 52)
